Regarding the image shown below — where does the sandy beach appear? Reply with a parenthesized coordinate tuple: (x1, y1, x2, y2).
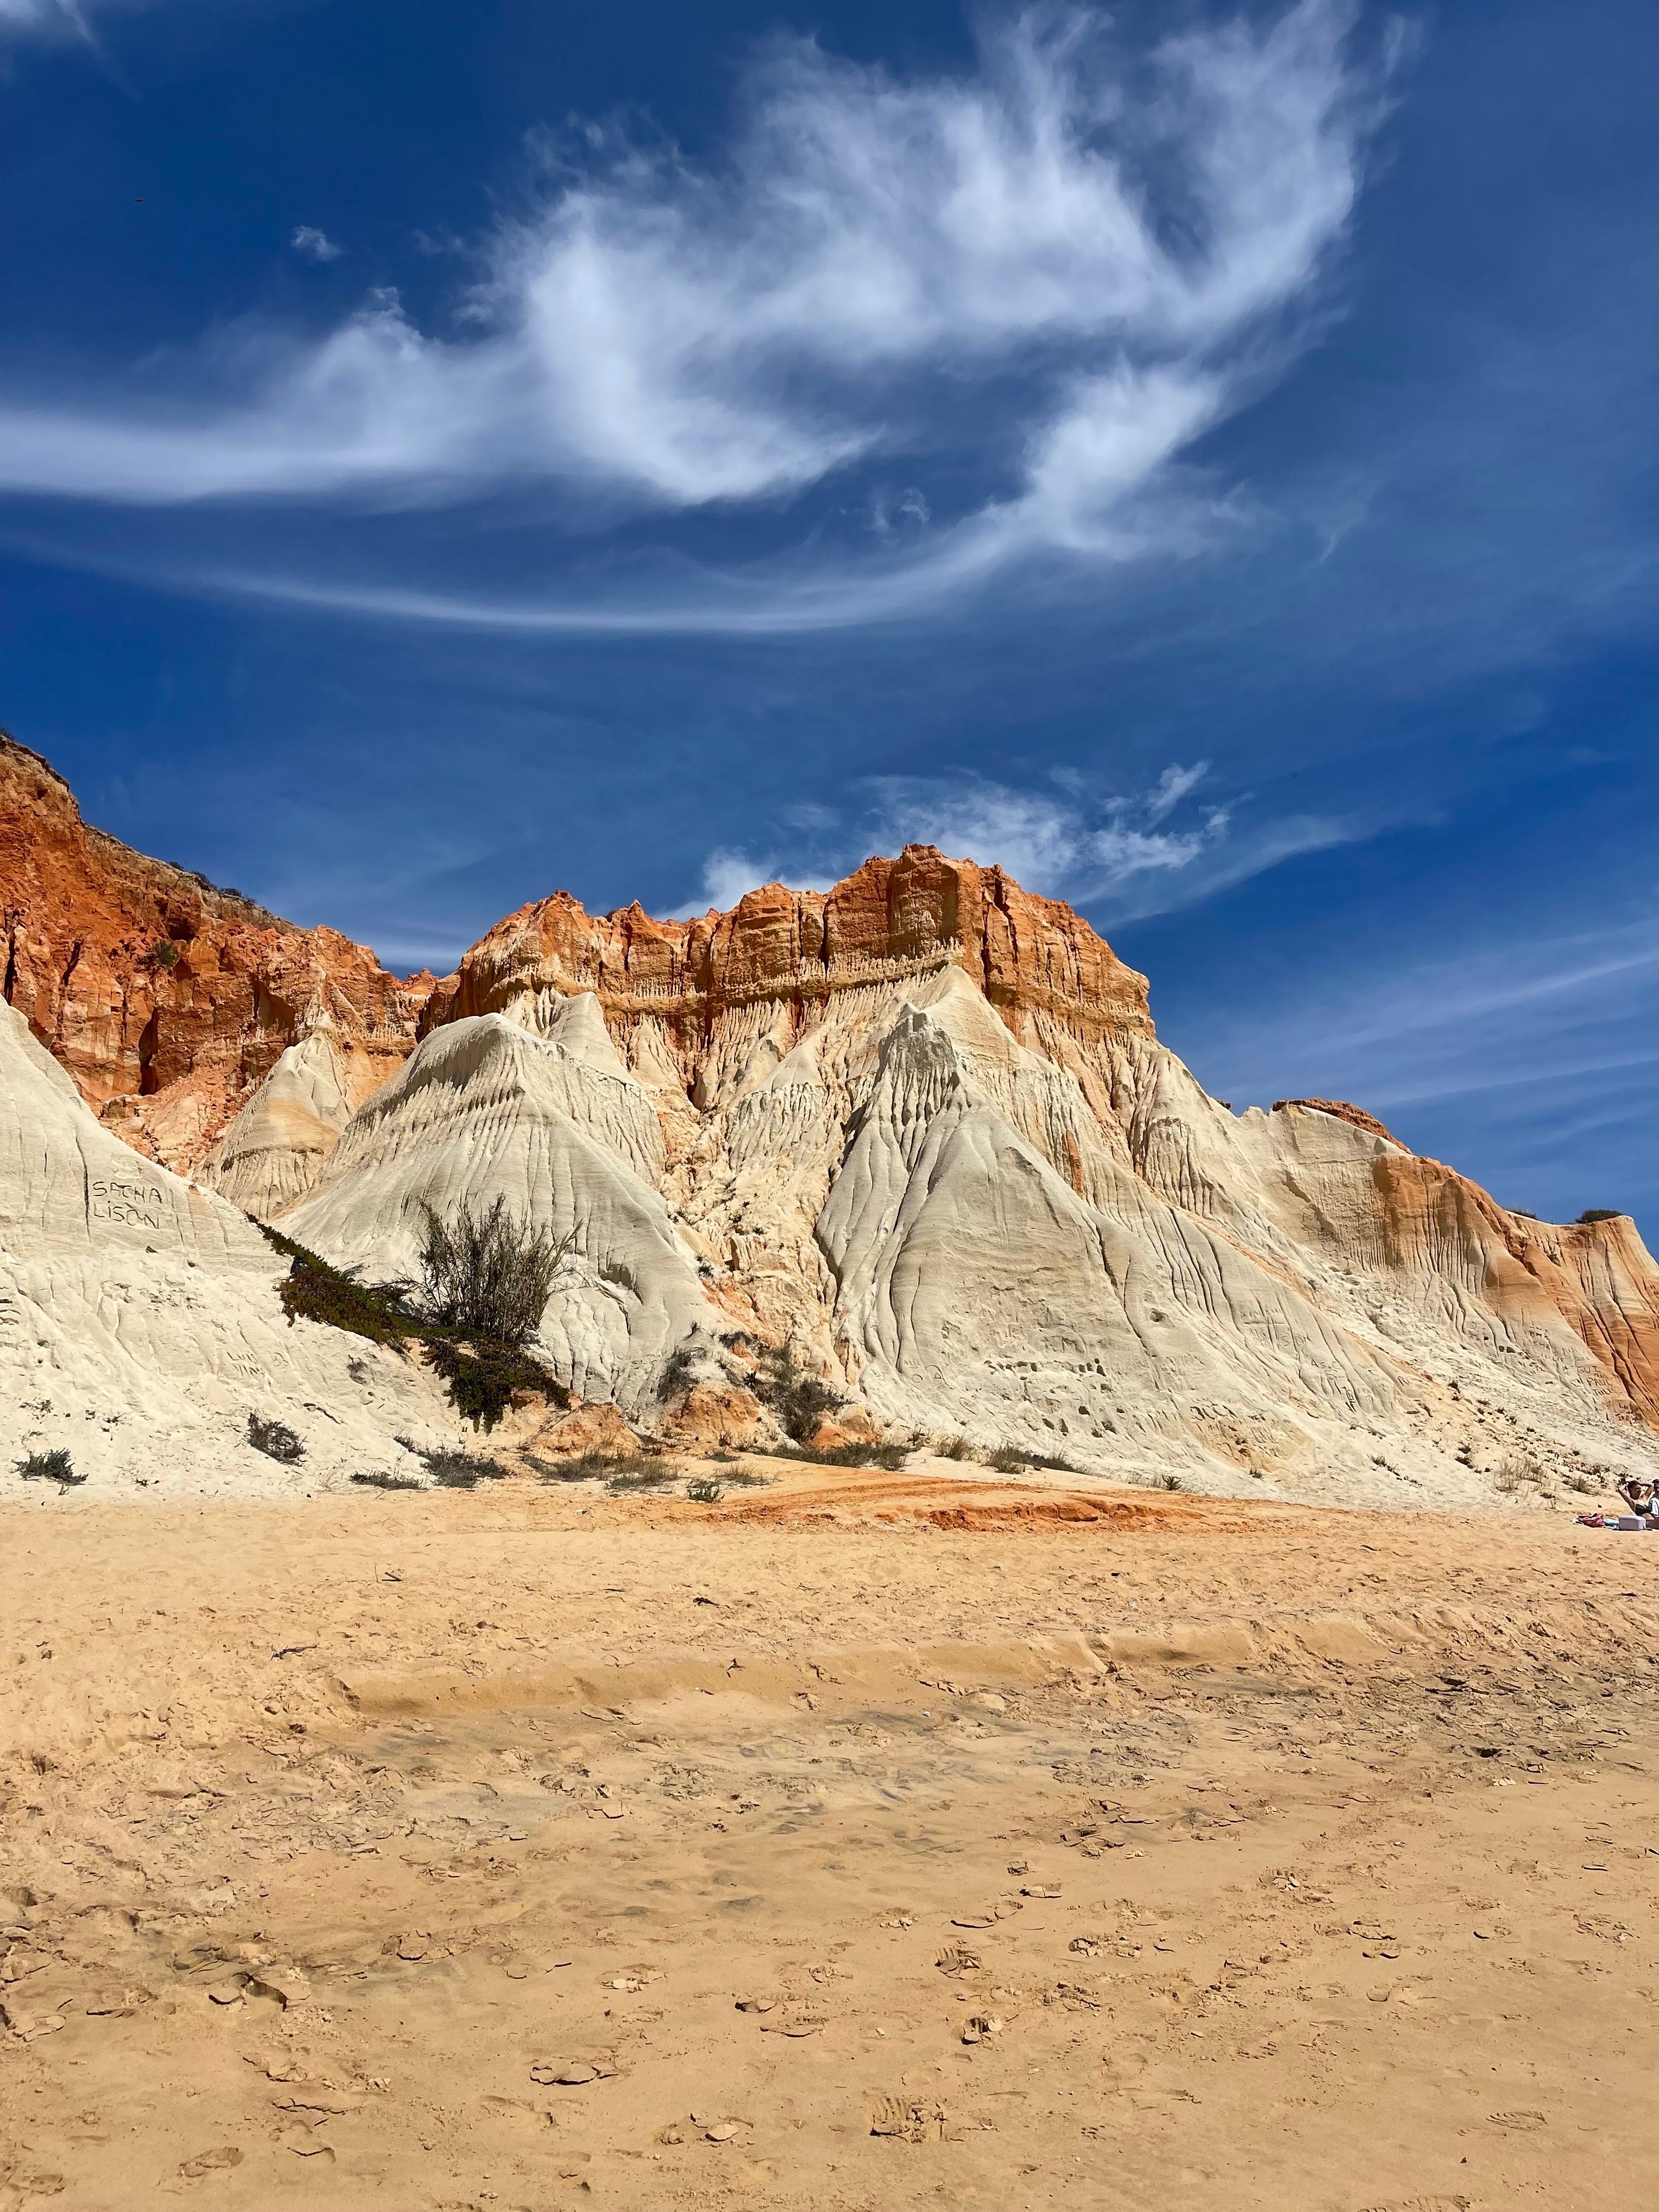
(3, 1463, 1655, 2210)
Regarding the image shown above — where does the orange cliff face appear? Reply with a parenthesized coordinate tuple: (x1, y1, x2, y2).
(0, 732, 439, 1174)
(421, 843, 1154, 1048)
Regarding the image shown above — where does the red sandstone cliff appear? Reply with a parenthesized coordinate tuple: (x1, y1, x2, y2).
(0, 732, 437, 1173)
(422, 845, 1154, 1047)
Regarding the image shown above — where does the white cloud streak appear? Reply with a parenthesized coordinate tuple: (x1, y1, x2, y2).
(0, 0, 163, 44)
(1186, 920, 1659, 1155)
(670, 761, 1363, 924)
(290, 225, 342, 263)
(0, 0, 89, 34)
(0, 3, 1380, 629)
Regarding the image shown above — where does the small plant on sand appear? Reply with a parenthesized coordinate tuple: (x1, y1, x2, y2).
(17, 1448, 84, 1487)
(933, 1433, 976, 1462)
(772, 1440, 909, 1471)
(416, 1197, 573, 1347)
(1576, 1208, 1623, 1224)
(750, 1339, 844, 1443)
(1160, 1472, 1183, 1492)
(349, 1469, 425, 1492)
(685, 1477, 725, 1504)
(983, 1442, 1078, 1475)
(524, 1451, 601, 1483)
(247, 1412, 304, 1463)
(605, 1460, 675, 1494)
(1495, 1453, 1548, 1496)
(418, 1447, 510, 1490)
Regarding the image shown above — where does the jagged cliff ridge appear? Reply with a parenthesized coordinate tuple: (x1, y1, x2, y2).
(5, 739, 1659, 1508)
(424, 854, 1154, 1069)
(289, 855, 1657, 1505)
(0, 731, 436, 1187)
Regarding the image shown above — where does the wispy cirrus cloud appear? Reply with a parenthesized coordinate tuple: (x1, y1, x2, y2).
(0, 2, 1387, 630)
(669, 761, 1364, 923)
(290, 225, 342, 263)
(0, 0, 91, 35)
(0, 0, 163, 44)
(1182, 916, 1659, 1211)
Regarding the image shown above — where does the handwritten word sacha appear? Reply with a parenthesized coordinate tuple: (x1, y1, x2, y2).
(89, 1176, 166, 1230)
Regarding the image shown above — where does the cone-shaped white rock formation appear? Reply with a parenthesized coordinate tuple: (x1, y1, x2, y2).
(200, 1025, 354, 1218)
(283, 1006, 715, 1411)
(0, 1000, 463, 1496)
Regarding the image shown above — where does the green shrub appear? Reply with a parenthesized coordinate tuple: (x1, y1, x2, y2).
(770, 1441, 909, 1471)
(685, 1477, 725, 1504)
(657, 1344, 700, 1400)
(413, 1446, 509, 1490)
(749, 1340, 844, 1443)
(256, 1221, 570, 1431)
(1160, 1472, 1183, 1492)
(605, 1461, 675, 1494)
(416, 1197, 572, 1347)
(350, 1469, 425, 1492)
(17, 1448, 84, 1487)
(257, 1223, 416, 1346)
(963, 1442, 1076, 1474)
(248, 1412, 304, 1463)
(933, 1434, 976, 1461)
(421, 1334, 568, 1433)
(1576, 1208, 1624, 1224)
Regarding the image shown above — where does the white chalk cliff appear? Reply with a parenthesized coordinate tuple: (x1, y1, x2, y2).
(7, 824, 1658, 1507)
(228, 850, 1659, 1508)
(0, 997, 466, 1494)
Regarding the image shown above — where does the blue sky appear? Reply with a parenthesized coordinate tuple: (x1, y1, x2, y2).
(3, 0, 1655, 1234)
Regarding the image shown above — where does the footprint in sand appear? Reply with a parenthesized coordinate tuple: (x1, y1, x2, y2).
(867, 2095, 947, 2142)
(177, 2146, 242, 2180)
(531, 2058, 620, 2085)
(1359, 2199, 1472, 2211)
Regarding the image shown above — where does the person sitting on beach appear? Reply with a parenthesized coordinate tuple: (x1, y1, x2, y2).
(1614, 1475, 1656, 1522)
